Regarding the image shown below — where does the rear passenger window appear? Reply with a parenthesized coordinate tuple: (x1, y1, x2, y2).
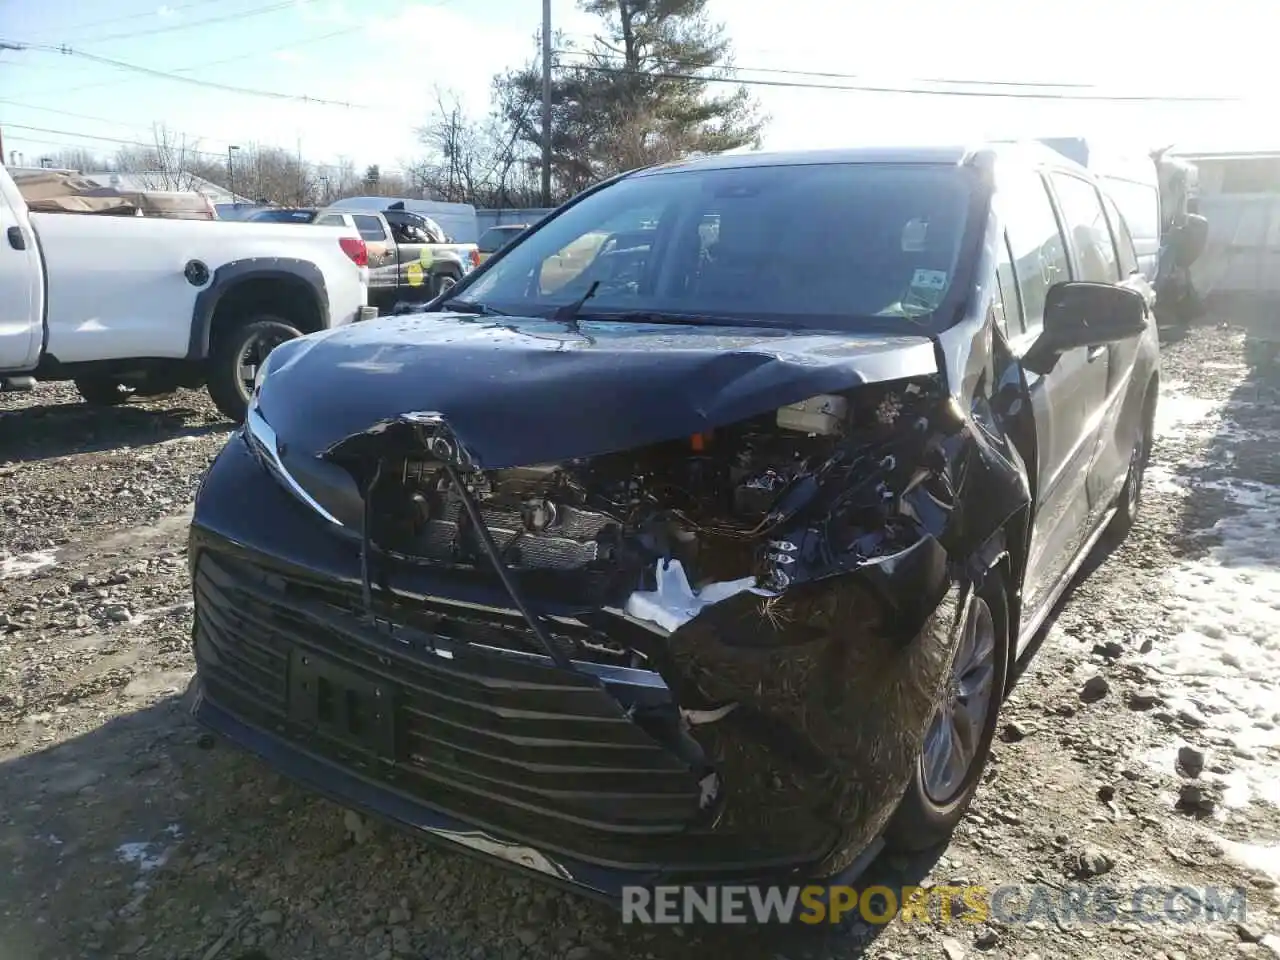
(1001, 172, 1070, 335)
(1100, 193, 1140, 277)
(352, 214, 387, 242)
(1050, 173, 1120, 282)
(317, 214, 344, 227)
(1100, 179, 1159, 248)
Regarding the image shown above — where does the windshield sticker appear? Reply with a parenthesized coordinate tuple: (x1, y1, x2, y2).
(910, 269, 948, 292)
(902, 218, 929, 252)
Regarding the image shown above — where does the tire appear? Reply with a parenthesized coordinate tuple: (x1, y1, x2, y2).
(885, 571, 1010, 852)
(206, 315, 302, 423)
(1108, 383, 1156, 541)
(74, 377, 133, 407)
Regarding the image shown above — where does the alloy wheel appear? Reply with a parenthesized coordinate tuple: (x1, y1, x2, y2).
(921, 595, 998, 805)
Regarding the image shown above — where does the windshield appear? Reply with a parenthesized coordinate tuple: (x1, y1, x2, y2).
(460, 162, 975, 330)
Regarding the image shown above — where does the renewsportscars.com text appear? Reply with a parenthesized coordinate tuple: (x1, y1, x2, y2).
(621, 884, 1250, 926)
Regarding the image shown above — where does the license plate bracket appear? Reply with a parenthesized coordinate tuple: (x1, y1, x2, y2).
(288, 649, 396, 759)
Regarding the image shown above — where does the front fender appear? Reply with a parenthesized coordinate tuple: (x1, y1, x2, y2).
(665, 571, 970, 878)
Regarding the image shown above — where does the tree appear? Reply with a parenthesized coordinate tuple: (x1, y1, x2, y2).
(114, 123, 203, 191)
(37, 147, 103, 172)
(493, 0, 763, 201)
(412, 88, 542, 207)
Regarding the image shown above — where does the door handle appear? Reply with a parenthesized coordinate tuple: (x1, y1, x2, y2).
(1087, 345, 1106, 362)
(7, 226, 26, 251)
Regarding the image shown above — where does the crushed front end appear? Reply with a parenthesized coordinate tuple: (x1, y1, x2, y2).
(189, 326, 994, 897)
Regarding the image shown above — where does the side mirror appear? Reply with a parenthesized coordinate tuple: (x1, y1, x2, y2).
(1172, 214, 1208, 268)
(1023, 281, 1147, 375)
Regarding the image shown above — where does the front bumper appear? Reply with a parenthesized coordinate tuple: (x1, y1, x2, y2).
(189, 432, 960, 898)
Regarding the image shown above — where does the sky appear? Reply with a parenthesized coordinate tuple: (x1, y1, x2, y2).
(1, 0, 1279, 176)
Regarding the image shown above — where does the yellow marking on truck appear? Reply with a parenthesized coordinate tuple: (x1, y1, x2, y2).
(406, 261, 425, 287)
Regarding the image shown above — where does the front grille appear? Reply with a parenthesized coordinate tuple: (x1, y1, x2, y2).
(193, 551, 705, 838)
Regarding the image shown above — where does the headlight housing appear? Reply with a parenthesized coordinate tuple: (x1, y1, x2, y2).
(243, 403, 343, 526)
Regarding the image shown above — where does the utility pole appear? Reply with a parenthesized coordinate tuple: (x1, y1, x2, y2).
(540, 0, 552, 207)
(227, 144, 240, 205)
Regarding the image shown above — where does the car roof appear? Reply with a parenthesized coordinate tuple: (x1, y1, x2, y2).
(631, 141, 1087, 177)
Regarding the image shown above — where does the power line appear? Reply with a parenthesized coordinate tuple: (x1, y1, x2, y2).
(0, 99, 237, 148)
(78, 1, 299, 45)
(568, 63, 1239, 103)
(0, 122, 230, 159)
(24, 0, 226, 41)
(555, 48, 1101, 90)
(3, 42, 370, 108)
(15, 27, 352, 100)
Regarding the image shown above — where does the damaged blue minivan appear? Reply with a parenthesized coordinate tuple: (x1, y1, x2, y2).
(187, 142, 1171, 900)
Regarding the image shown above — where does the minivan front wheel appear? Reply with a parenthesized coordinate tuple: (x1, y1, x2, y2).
(885, 572, 1009, 851)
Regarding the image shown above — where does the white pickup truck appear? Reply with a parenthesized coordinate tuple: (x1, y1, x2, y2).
(0, 165, 375, 422)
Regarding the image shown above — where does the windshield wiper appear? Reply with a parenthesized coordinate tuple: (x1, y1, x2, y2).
(441, 298, 506, 316)
(551, 280, 600, 332)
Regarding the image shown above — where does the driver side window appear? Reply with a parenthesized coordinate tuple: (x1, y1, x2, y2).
(539, 232, 610, 294)
(1001, 171, 1070, 336)
(536, 208, 662, 296)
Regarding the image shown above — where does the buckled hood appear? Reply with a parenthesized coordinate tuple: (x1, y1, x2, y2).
(257, 312, 939, 469)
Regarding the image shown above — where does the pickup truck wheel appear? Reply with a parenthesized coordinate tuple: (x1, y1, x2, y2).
(74, 377, 134, 407)
(207, 316, 302, 423)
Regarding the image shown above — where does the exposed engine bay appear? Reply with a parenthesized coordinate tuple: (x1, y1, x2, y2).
(342, 374, 961, 639)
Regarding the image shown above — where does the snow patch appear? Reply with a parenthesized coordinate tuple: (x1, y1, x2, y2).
(1144, 464, 1188, 495)
(0, 550, 58, 580)
(1141, 385, 1280, 812)
(116, 841, 172, 873)
(1154, 387, 1221, 439)
(1215, 837, 1280, 883)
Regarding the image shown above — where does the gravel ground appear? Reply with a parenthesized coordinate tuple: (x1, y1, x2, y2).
(2, 324, 1278, 960)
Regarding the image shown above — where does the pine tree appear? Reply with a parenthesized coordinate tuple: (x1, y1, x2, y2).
(494, 0, 764, 201)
